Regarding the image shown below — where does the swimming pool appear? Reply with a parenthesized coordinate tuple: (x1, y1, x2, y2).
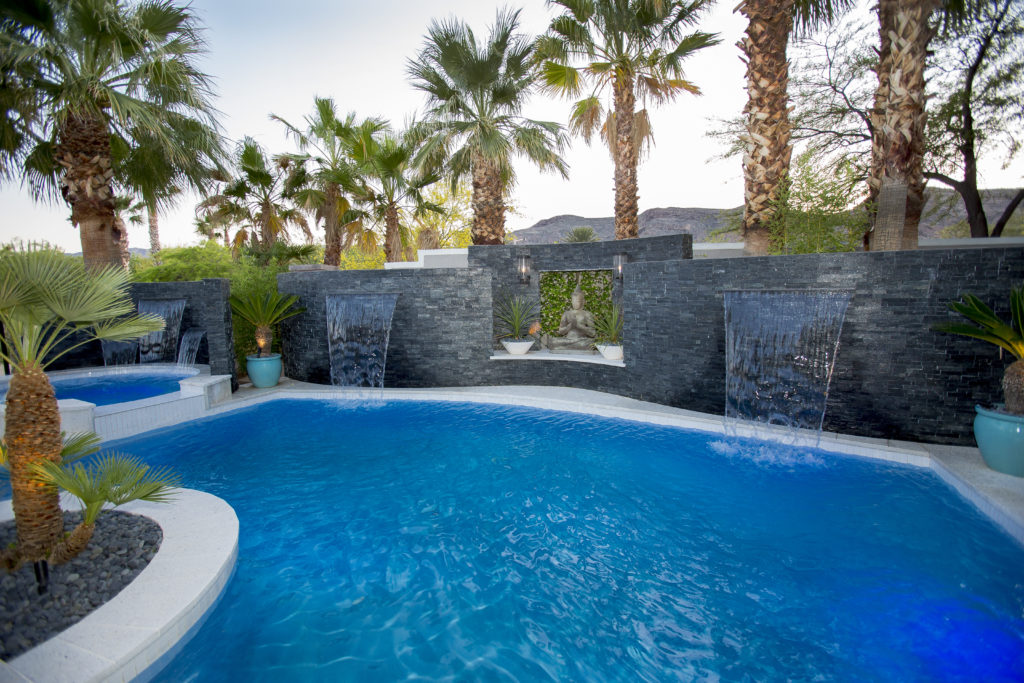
(112, 399, 1023, 681)
(0, 368, 196, 406)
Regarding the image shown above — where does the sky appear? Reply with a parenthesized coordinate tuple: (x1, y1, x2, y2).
(1, 0, 1021, 254)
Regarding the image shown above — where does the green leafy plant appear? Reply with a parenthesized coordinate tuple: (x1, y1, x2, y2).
(493, 291, 541, 340)
(934, 284, 1024, 415)
(594, 304, 624, 345)
(229, 291, 306, 357)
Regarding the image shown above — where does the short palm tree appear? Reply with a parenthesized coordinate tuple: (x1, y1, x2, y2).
(229, 289, 305, 358)
(564, 225, 600, 242)
(409, 8, 568, 246)
(198, 137, 311, 252)
(0, 0, 222, 270)
(537, 0, 719, 240)
(273, 99, 374, 266)
(346, 123, 442, 262)
(0, 245, 164, 575)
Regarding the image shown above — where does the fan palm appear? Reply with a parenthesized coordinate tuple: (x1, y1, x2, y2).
(0, 245, 163, 574)
(537, 0, 719, 240)
(198, 137, 311, 252)
(273, 99, 377, 266)
(0, 0, 222, 270)
(736, 0, 854, 255)
(409, 8, 568, 246)
(345, 123, 442, 262)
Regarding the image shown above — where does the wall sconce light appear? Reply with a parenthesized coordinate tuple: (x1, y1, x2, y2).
(613, 253, 628, 280)
(516, 254, 531, 284)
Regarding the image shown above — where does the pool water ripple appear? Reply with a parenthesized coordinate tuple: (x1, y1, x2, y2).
(102, 399, 1024, 682)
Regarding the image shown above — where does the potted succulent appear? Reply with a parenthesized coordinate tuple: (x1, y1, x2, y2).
(230, 290, 306, 387)
(935, 284, 1024, 476)
(494, 291, 541, 355)
(594, 304, 624, 361)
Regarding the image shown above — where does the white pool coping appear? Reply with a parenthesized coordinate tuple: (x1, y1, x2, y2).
(2, 382, 1021, 682)
(0, 490, 238, 683)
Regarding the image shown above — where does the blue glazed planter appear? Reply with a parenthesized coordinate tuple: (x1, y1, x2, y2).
(246, 353, 282, 388)
(974, 405, 1024, 478)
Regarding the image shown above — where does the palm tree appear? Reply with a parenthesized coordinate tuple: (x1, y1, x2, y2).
(537, 0, 719, 240)
(736, 0, 853, 254)
(273, 99, 375, 266)
(409, 8, 568, 246)
(866, 0, 969, 250)
(0, 245, 163, 577)
(346, 123, 442, 262)
(0, 0, 221, 270)
(198, 137, 311, 253)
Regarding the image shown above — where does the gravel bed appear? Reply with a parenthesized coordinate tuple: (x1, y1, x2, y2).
(0, 510, 162, 660)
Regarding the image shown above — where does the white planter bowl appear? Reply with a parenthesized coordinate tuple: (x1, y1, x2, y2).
(596, 343, 623, 360)
(501, 339, 535, 355)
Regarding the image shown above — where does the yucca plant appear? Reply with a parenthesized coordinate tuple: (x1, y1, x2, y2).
(934, 284, 1024, 415)
(594, 304, 624, 345)
(493, 291, 541, 340)
(229, 290, 306, 357)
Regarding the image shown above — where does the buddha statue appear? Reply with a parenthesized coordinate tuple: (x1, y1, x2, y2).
(542, 282, 597, 353)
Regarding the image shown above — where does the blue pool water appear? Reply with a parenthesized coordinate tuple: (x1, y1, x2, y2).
(0, 372, 190, 407)
(106, 400, 1024, 681)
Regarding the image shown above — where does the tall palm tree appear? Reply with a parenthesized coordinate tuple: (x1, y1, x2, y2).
(0, 0, 222, 270)
(273, 99, 374, 266)
(866, 0, 969, 250)
(409, 8, 568, 246)
(736, 0, 853, 254)
(198, 137, 311, 253)
(346, 123, 442, 262)
(0, 246, 163, 575)
(537, 0, 719, 240)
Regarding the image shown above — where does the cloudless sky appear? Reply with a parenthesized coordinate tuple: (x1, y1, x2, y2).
(1, 0, 1020, 253)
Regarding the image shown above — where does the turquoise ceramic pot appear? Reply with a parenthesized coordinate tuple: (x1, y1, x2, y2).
(246, 353, 282, 388)
(974, 405, 1024, 477)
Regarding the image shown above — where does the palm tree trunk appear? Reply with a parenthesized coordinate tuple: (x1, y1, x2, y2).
(737, 0, 794, 256)
(471, 153, 505, 245)
(49, 521, 95, 566)
(5, 367, 64, 564)
(384, 204, 402, 261)
(323, 183, 342, 266)
(867, 0, 938, 250)
(55, 113, 127, 270)
(613, 74, 640, 240)
(148, 207, 162, 263)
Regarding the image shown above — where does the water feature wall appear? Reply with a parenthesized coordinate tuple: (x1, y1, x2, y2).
(325, 294, 399, 387)
(101, 340, 139, 366)
(723, 290, 851, 431)
(177, 329, 206, 367)
(138, 300, 186, 363)
(278, 242, 1024, 446)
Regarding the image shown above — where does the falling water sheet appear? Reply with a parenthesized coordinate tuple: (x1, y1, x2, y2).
(325, 293, 399, 389)
(138, 299, 186, 364)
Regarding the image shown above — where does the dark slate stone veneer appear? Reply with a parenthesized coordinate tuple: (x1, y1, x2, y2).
(279, 240, 1021, 446)
(48, 278, 238, 391)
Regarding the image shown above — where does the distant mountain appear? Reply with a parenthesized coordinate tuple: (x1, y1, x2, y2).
(511, 187, 1022, 244)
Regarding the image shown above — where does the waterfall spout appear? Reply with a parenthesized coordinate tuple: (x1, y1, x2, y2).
(138, 300, 186, 363)
(724, 290, 851, 432)
(176, 328, 206, 367)
(326, 294, 399, 388)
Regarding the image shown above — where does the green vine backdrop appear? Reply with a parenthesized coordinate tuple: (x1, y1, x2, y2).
(539, 270, 614, 335)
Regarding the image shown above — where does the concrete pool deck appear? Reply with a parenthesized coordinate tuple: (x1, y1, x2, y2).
(1, 381, 1021, 681)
